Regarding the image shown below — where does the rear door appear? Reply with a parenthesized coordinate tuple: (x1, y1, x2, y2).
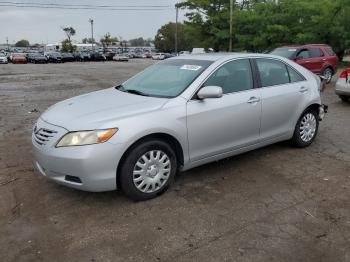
(308, 48, 325, 74)
(255, 58, 308, 141)
(295, 49, 313, 72)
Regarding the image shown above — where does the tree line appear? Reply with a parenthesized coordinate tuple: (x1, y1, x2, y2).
(154, 0, 350, 59)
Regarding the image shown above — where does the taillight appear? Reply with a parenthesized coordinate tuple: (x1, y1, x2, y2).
(339, 68, 350, 79)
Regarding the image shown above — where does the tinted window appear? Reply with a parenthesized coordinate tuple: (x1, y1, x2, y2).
(256, 59, 290, 87)
(296, 50, 311, 59)
(288, 66, 305, 83)
(309, 48, 324, 58)
(204, 59, 253, 94)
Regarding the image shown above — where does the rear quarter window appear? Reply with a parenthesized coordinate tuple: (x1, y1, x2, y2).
(326, 47, 336, 56)
(309, 48, 324, 58)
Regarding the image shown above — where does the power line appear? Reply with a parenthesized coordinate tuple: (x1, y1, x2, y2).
(0, 1, 172, 8)
(0, 1, 172, 10)
(0, 4, 172, 11)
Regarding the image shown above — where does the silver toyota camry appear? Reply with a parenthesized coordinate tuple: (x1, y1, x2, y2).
(32, 53, 326, 200)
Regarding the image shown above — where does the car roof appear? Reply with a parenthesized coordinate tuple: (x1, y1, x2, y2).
(170, 52, 285, 62)
(279, 44, 330, 49)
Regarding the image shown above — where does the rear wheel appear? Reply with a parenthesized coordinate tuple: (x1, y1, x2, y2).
(292, 109, 319, 147)
(119, 140, 177, 201)
(323, 67, 333, 84)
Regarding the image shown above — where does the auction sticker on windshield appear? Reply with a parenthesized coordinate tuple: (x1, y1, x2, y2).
(180, 65, 202, 71)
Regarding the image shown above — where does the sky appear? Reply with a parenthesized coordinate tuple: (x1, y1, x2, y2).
(0, 0, 186, 45)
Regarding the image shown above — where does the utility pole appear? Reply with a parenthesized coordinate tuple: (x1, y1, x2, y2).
(89, 18, 94, 51)
(175, 5, 179, 54)
(6, 37, 9, 51)
(229, 0, 233, 52)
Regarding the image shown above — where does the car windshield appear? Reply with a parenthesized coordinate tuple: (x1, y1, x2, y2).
(120, 59, 212, 98)
(270, 48, 297, 59)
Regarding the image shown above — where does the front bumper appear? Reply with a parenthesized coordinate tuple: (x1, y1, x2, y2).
(32, 119, 126, 192)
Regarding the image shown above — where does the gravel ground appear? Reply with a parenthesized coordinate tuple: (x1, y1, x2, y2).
(0, 60, 350, 262)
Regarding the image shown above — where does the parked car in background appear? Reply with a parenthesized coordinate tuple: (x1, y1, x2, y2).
(335, 68, 350, 102)
(113, 54, 129, 62)
(152, 53, 166, 60)
(153, 53, 175, 60)
(192, 48, 206, 54)
(133, 52, 144, 59)
(270, 44, 339, 83)
(90, 52, 106, 61)
(27, 53, 48, 64)
(61, 53, 75, 62)
(73, 51, 91, 62)
(179, 51, 190, 56)
(0, 52, 8, 64)
(104, 52, 116, 61)
(142, 52, 152, 58)
(32, 53, 327, 200)
(11, 53, 27, 64)
(45, 52, 63, 63)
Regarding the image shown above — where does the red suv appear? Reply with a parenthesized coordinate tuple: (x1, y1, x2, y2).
(270, 44, 339, 83)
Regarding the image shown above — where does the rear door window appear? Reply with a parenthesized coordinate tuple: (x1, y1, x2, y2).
(256, 59, 290, 87)
(309, 48, 324, 58)
(287, 66, 305, 83)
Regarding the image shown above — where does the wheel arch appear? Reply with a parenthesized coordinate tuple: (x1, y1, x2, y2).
(304, 103, 321, 113)
(322, 65, 335, 75)
(116, 132, 184, 188)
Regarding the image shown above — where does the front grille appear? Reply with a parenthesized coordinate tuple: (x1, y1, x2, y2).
(34, 127, 58, 146)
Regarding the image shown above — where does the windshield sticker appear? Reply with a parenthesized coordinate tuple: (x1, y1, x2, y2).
(180, 65, 202, 71)
(288, 49, 297, 51)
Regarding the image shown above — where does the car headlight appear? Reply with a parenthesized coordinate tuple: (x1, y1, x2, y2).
(56, 128, 118, 147)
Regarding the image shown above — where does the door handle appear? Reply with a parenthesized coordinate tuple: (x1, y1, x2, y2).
(247, 97, 260, 104)
(299, 86, 309, 93)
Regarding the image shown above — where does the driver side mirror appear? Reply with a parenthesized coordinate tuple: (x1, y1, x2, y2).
(197, 86, 223, 100)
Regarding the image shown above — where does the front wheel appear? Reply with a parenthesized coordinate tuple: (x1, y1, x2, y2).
(119, 140, 177, 201)
(291, 109, 319, 147)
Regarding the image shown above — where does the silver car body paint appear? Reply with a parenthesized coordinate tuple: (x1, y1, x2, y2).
(32, 53, 322, 192)
(335, 75, 350, 97)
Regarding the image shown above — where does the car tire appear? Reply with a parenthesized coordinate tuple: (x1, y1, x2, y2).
(119, 139, 177, 201)
(339, 95, 349, 102)
(323, 67, 333, 84)
(291, 109, 319, 148)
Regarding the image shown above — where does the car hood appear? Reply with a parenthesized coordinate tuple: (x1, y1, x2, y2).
(41, 87, 169, 131)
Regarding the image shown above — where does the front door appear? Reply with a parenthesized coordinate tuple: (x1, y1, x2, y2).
(186, 59, 262, 162)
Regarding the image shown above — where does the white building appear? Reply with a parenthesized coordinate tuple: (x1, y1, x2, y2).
(45, 43, 98, 52)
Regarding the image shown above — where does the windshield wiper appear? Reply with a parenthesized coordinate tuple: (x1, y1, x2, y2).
(124, 89, 149, 96)
(115, 85, 149, 97)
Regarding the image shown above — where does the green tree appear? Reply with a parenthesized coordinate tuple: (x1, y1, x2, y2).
(61, 26, 76, 52)
(15, 39, 30, 47)
(154, 22, 192, 52)
(61, 40, 77, 52)
(62, 27, 76, 42)
(177, 0, 350, 57)
(129, 37, 146, 46)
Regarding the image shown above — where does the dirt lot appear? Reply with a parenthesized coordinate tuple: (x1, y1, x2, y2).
(0, 60, 350, 262)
